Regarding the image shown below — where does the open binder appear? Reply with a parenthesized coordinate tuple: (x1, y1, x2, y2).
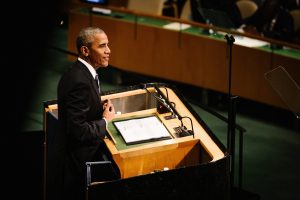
(113, 115, 172, 145)
(264, 66, 300, 119)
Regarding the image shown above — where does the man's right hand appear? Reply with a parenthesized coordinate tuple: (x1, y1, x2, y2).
(102, 99, 115, 122)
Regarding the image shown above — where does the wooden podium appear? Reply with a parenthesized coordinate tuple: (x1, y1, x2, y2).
(43, 83, 230, 200)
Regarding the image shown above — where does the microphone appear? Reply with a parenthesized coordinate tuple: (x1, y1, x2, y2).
(153, 85, 181, 119)
(141, 83, 194, 138)
(153, 85, 195, 138)
(141, 83, 177, 117)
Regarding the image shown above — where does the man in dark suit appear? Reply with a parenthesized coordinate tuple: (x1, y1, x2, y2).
(57, 27, 119, 200)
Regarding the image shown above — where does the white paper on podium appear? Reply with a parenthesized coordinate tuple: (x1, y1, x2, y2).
(163, 22, 191, 31)
(233, 35, 269, 47)
(113, 116, 171, 144)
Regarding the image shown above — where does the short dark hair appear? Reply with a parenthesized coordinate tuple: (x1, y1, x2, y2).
(76, 27, 104, 53)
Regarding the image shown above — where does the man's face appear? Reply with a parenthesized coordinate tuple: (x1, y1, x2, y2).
(89, 32, 111, 68)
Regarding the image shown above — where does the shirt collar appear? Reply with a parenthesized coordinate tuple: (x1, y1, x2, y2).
(78, 57, 97, 79)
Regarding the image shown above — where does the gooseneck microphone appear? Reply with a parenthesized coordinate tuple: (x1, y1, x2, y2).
(139, 83, 179, 118)
(140, 83, 194, 138)
(153, 85, 182, 119)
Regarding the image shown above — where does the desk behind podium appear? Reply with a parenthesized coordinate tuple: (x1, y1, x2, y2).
(43, 83, 230, 200)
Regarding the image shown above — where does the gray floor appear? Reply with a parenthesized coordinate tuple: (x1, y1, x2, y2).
(21, 26, 300, 200)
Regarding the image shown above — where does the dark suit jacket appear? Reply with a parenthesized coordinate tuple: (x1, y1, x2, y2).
(56, 60, 108, 199)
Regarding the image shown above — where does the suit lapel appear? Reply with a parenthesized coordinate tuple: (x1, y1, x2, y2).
(75, 61, 101, 96)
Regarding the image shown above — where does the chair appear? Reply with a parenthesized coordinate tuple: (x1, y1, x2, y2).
(290, 9, 300, 32)
(127, 0, 165, 15)
(180, 0, 191, 20)
(236, 0, 258, 19)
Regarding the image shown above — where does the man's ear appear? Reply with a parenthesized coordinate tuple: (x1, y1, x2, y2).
(81, 46, 89, 57)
